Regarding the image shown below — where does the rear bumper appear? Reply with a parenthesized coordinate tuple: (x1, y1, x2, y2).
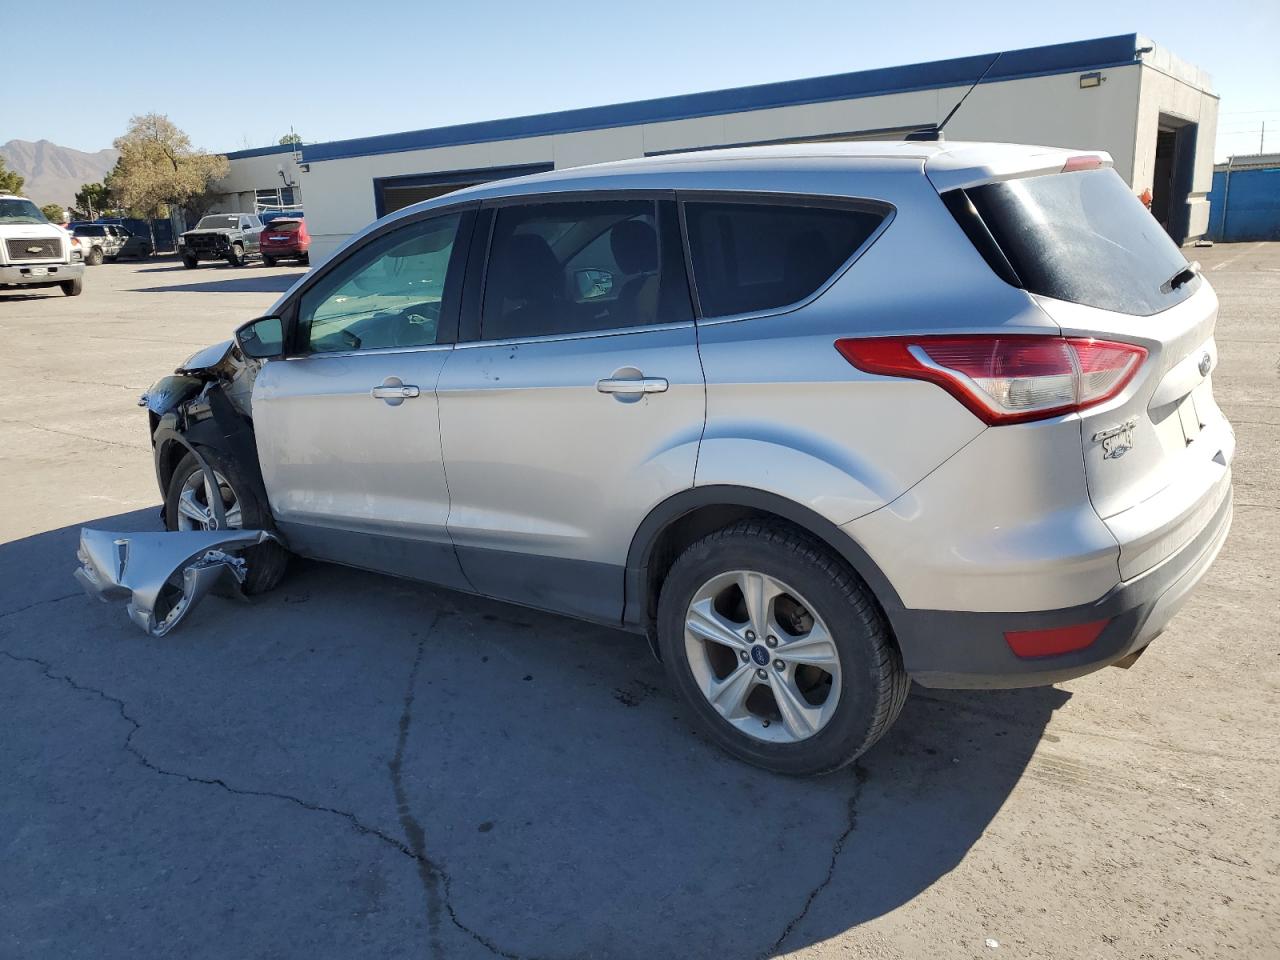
(262, 243, 306, 256)
(897, 479, 1233, 688)
(0, 261, 83, 285)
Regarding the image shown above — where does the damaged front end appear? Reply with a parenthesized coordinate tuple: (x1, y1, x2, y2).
(74, 528, 278, 636)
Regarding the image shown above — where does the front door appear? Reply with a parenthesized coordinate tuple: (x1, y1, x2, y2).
(252, 209, 474, 589)
(437, 195, 705, 622)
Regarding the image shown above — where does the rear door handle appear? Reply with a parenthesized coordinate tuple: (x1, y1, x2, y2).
(596, 377, 669, 395)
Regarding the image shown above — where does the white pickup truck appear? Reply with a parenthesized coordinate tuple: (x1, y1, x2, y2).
(0, 194, 85, 296)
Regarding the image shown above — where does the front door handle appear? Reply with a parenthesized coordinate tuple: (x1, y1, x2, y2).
(596, 376, 669, 395)
(371, 377, 420, 406)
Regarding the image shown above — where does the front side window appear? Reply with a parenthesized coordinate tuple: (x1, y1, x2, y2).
(481, 198, 689, 341)
(298, 213, 462, 353)
(684, 199, 887, 319)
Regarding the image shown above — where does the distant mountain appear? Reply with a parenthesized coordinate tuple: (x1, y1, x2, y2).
(0, 139, 118, 208)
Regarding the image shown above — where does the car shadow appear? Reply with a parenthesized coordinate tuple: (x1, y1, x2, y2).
(131, 272, 304, 295)
(1, 509, 1065, 958)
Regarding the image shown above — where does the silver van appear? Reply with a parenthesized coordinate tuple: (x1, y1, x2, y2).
(131, 142, 1233, 775)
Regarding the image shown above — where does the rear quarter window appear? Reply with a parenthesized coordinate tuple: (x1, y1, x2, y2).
(683, 198, 887, 319)
(955, 168, 1198, 317)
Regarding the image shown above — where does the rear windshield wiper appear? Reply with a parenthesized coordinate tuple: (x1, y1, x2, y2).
(1161, 261, 1200, 294)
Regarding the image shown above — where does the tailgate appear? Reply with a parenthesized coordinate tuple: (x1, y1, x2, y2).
(1035, 284, 1234, 579)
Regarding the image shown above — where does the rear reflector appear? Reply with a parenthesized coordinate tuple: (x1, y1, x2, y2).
(1004, 619, 1110, 658)
(835, 335, 1146, 425)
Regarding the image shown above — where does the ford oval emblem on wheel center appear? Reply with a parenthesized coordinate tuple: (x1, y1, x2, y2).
(750, 645, 770, 666)
(1199, 353, 1212, 377)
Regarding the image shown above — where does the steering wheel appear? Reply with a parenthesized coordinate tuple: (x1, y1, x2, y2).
(390, 301, 442, 347)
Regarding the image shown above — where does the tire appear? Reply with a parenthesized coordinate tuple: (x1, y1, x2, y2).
(262, 255, 276, 267)
(164, 449, 288, 595)
(182, 256, 198, 269)
(226, 242, 245, 267)
(60, 278, 83, 297)
(656, 521, 909, 776)
(87, 246, 104, 266)
(300, 253, 310, 266)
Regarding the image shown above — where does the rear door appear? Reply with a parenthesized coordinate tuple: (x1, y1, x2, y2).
(957, 167, 1233, 578)
(251, 207, 475, 589)
(436, 193, 704, 623)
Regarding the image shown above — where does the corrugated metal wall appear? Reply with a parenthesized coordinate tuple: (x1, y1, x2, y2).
(1208, 166, 1280, 241)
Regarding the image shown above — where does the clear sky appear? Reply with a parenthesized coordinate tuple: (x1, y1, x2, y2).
(5, 0, 1277, 160)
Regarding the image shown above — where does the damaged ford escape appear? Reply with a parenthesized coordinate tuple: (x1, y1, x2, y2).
(88, 142, 1233, 776)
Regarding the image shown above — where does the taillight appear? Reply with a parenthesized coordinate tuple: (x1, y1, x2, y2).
(835, 335, 1146, 425)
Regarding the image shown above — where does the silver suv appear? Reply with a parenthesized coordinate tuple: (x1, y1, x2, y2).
(131, 142, 1233, 775)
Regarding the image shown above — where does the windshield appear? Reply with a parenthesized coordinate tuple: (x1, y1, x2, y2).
(195, 215, 240, 230)
(0, 198, 47, 224)
(959, 168, 1197, 316)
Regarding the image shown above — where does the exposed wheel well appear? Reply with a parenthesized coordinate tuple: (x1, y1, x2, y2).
(156, 435, 189, 494)
(629, 492, 904, 659)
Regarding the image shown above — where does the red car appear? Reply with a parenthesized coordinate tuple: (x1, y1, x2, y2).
(259, 217, 310, 266)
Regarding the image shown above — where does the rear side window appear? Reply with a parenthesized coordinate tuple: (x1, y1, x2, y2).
(683, 199, 886, 319)
(481, 197, 691, 341)
(956, 168, 1198, 316)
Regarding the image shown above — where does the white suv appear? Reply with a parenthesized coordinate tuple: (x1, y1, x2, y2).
(0, 195, 84, 296)
(93, 141, 1233, 775)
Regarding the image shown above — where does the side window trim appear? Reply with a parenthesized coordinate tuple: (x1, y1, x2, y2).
(675, 190, 896, 325)
(278, 203, 478, 357)
(465, 189, 692, 345)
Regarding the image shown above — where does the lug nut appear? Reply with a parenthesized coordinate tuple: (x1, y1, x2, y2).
(755, 668, 768, 680)
(766, 635, 778, 647)
(739, 650, 750, 662)
(745, 630, 756, 642)
(774, 660, 786, 671)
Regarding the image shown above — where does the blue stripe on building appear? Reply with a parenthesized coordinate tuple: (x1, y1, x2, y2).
(300, 34, 1142, 164)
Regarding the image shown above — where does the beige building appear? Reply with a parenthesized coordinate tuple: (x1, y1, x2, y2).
(220, 33, 1218, 264)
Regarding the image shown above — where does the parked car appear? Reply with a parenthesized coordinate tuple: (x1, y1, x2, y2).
(115, 227, 154, 260)
(177, 213, 263, 268)
(0, 194, 84, 295)
(259, 217, 310, 266)
(127, 142, 1232, 775)
(69, 223, 125, 266)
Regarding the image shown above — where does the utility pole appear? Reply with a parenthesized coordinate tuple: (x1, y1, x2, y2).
(1261, 121, 1266, 154)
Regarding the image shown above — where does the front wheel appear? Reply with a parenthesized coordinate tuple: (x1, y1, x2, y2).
(657, 521, 909, 776)
(60, 278, 83, 296)
(181, 255, 198, 269)
(164, 449, 288, 594)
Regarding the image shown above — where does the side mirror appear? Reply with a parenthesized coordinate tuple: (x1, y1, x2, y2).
(235, 315, 285, 359)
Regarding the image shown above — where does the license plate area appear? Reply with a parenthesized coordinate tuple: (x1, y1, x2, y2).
(27, 267, 48, 277)
(1176, 394, 1203, 445)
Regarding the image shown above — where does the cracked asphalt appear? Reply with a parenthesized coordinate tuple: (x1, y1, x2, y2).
(1, 252, 1277, 959)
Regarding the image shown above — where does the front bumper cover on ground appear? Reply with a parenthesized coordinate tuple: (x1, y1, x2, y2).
(74, 528, 277, 636)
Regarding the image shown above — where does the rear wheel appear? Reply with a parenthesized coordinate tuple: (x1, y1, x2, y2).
(60, 278, 83, 296)
(226, 242, 245, 267)
(657, 521, 908, 776)
(262, 255, 276, 267)
(164, 449, 288, 594)
(86, 246, 104, 266)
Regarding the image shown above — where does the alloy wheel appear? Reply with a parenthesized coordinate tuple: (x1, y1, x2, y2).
(175, 469, 242, 531)
(684, 570, 842, 743)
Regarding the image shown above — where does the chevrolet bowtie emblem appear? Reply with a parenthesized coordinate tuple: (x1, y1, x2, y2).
(27, 245, 44, 253)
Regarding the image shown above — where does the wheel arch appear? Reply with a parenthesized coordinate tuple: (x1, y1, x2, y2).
(624, 485, 907, 658)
